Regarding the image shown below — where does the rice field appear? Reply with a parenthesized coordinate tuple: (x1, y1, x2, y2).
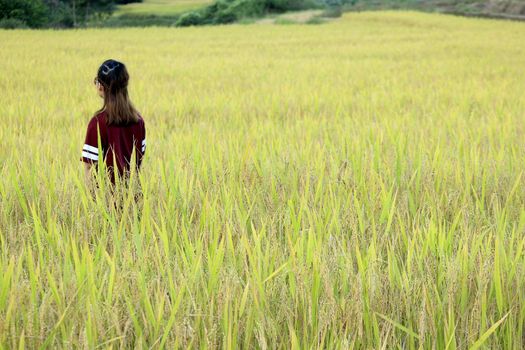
(1, 11, 525, 348)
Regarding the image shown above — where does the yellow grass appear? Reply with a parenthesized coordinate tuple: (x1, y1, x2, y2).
(1, 11, 525, 348)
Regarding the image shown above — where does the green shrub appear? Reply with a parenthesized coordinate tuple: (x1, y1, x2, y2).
(225, 0, 265, 18)
(0, 0, 48, 28)
(267, 0, 321, 11)
(213, 9, 238, 23)
(176, 11, 204, 26)
(0, 17, 29, 28)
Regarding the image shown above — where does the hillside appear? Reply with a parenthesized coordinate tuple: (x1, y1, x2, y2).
(107, 0, 525, 27)
(349, 0, 525, 20)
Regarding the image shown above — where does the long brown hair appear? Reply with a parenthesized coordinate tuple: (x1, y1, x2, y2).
(96, 59, 139, 125)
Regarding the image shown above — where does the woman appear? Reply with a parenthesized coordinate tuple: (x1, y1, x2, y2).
(81, 59, 146, 185)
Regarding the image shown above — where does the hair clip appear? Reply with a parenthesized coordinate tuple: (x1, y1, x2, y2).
(101, 62, 120, 75)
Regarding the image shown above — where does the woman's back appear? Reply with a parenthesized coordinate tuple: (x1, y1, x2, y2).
(81, 59, 146, 184)
(81, 111, 146, 181)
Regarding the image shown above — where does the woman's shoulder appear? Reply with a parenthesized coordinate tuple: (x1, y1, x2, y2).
(91, 110, 107, 124)
(137, 113, 145, 126)
(86, 111, 108, 134)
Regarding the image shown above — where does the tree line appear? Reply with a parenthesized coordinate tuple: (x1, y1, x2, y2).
(0, 0, 142, 28)
(1, 0, 355, 29)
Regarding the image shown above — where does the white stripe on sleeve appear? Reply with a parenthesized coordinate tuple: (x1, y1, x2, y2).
(142, 139, 146, 146)
(83, 144, 99, 154)
(82, 151, 98, 161)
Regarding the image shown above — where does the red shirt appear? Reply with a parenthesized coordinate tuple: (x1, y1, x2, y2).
(81, 111, 146, 182)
